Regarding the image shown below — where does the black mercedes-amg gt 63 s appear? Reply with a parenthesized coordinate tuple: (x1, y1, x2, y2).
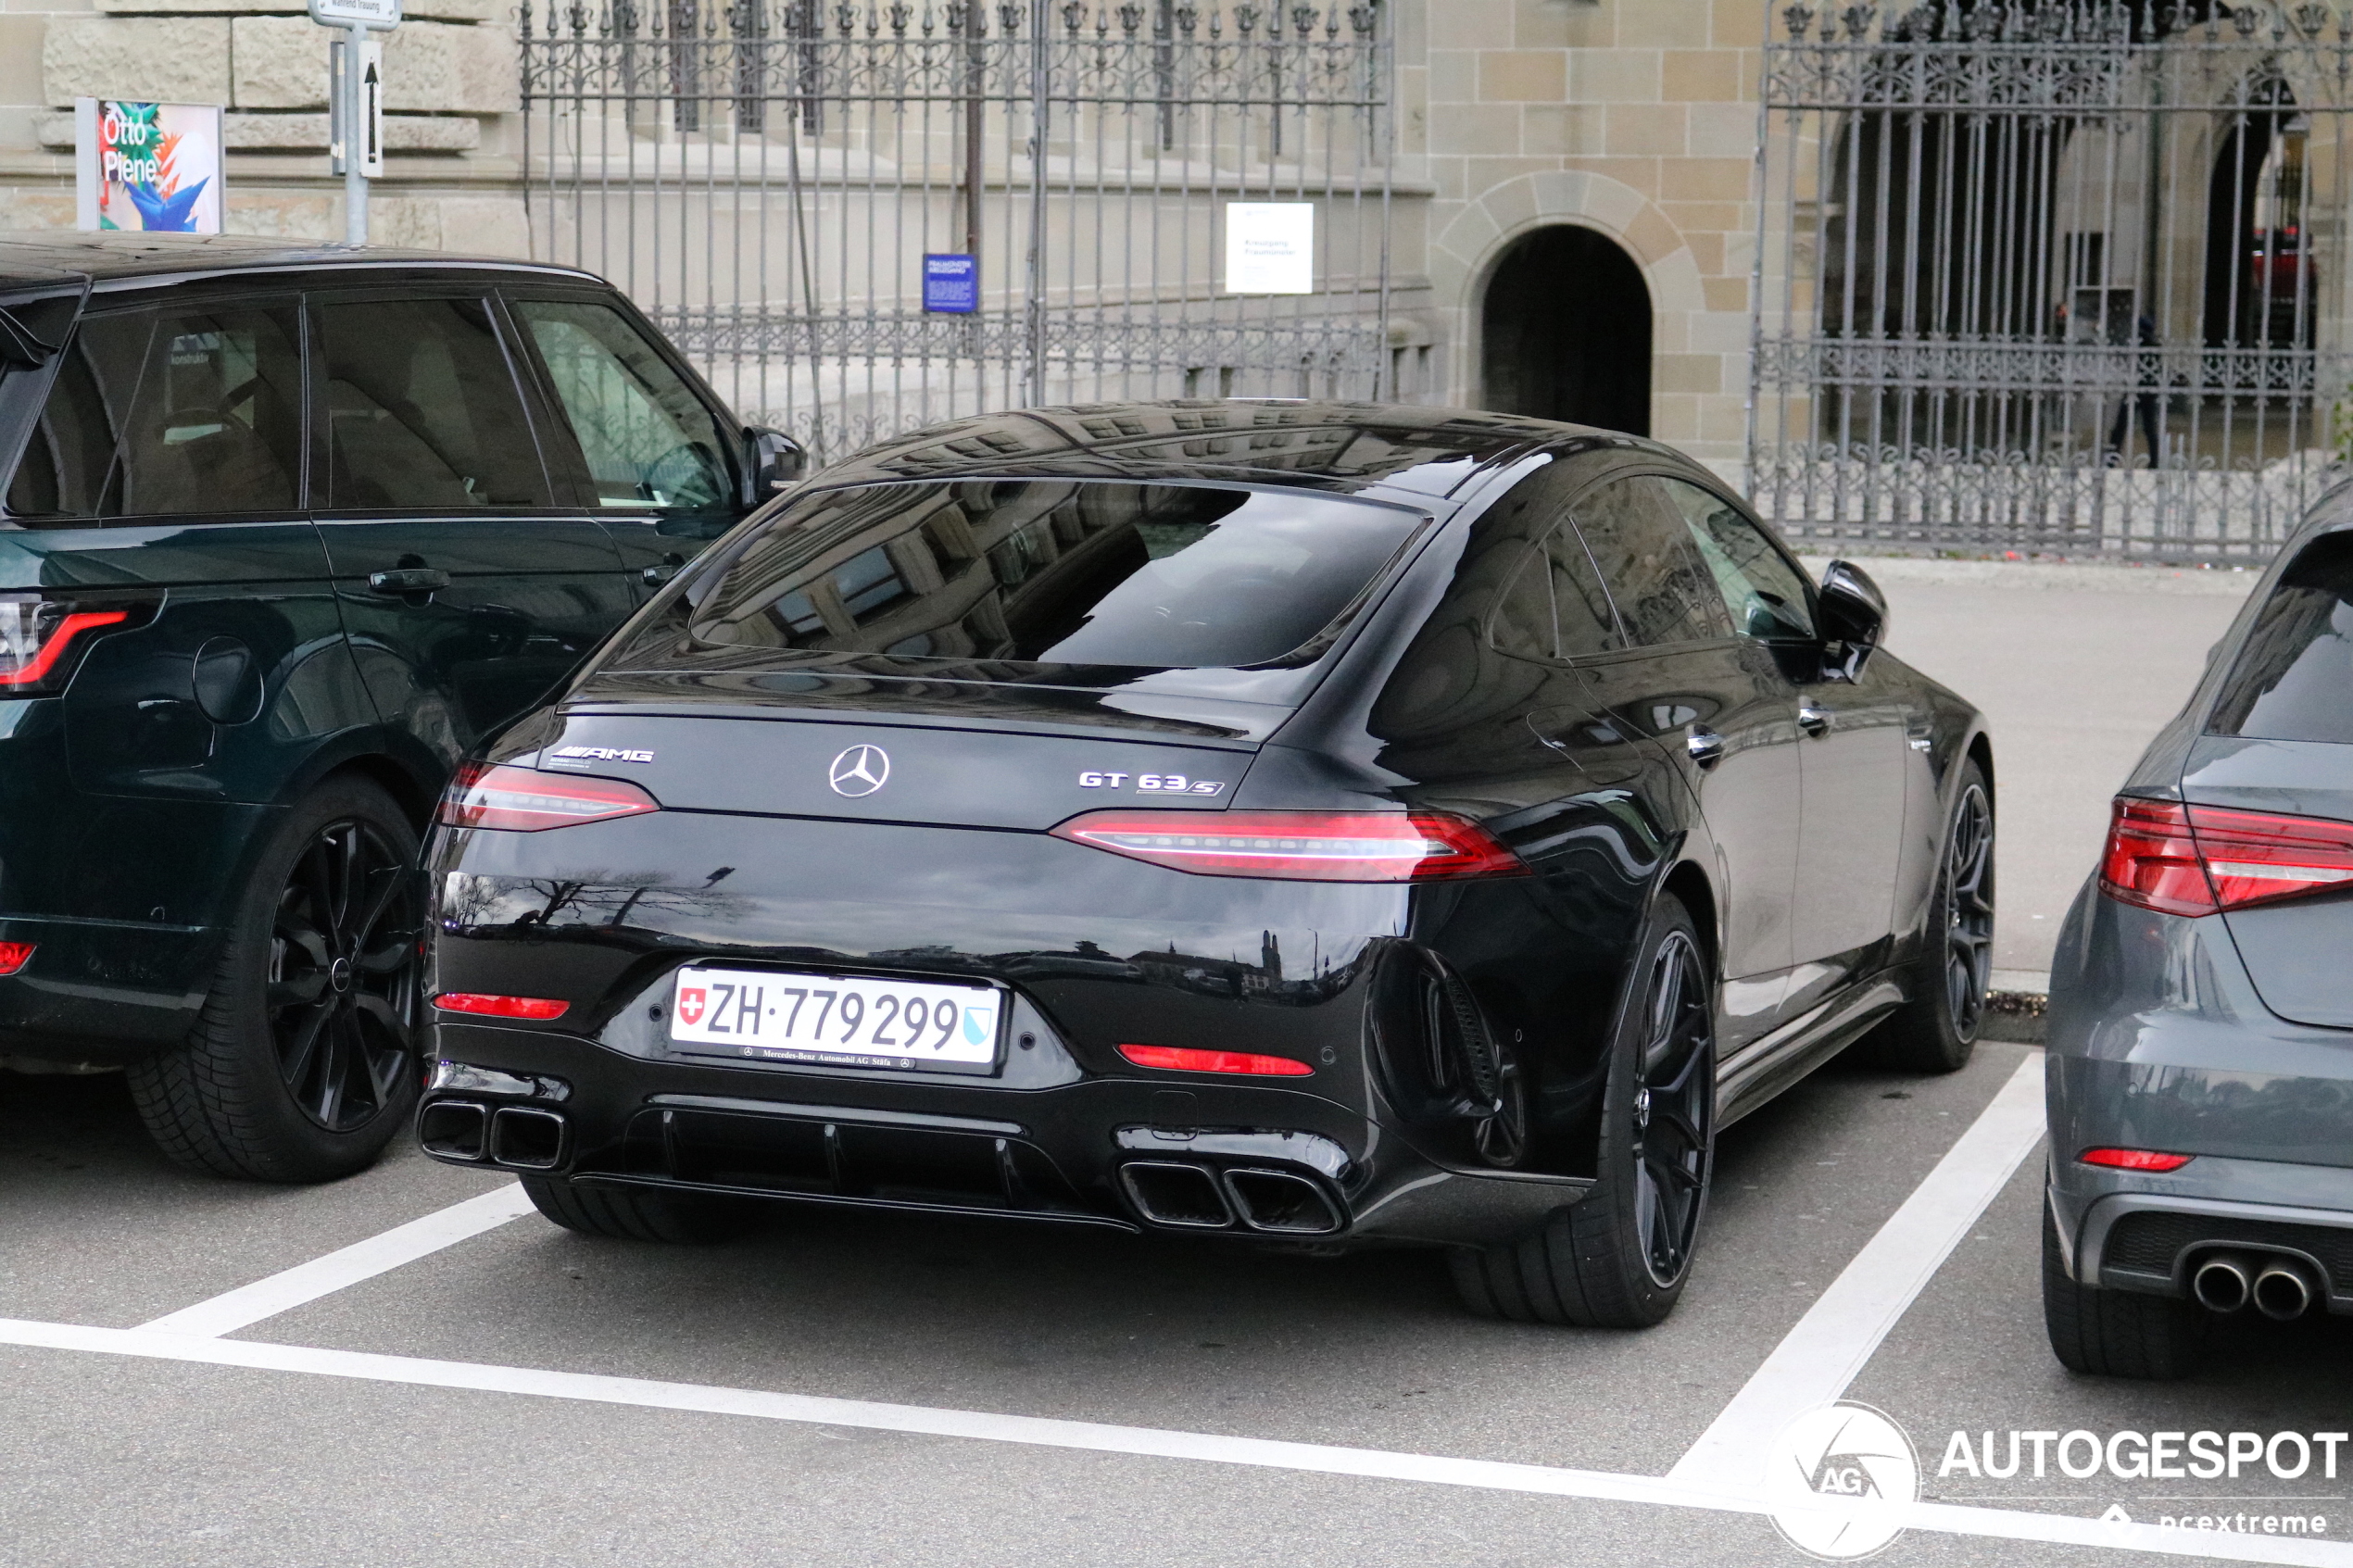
(415, 402, 1994, 1327)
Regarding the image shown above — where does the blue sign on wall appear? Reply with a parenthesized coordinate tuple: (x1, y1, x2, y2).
(923, 253, 978, 313)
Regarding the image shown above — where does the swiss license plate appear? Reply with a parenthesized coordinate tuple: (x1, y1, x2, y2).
(668, 965, 1002, 1071)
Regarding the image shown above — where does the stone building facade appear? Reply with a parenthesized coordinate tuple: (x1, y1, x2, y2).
(0, 0, 1768, 473)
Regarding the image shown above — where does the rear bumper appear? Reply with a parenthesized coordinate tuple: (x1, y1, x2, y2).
(419, 1018, 1585, 1247)
(0, 913, 214, 1063)
(2045, 881, 2353, 1303)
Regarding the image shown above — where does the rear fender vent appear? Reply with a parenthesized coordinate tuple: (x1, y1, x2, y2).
(1368, 945, 1529, 1170)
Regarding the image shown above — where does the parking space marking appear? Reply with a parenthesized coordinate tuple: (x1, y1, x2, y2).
(1671, 1051, 2047, 1492)
(135, 1183, 535, 1338)
(0, 1313, 2341, 1563)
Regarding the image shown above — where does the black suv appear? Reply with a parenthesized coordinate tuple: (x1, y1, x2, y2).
(0, 233, 799, 1181)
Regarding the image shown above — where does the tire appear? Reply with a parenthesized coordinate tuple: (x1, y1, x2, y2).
(2042, 1201, 2205, 1380)
(1869, 757, 1994, 1074)
(127, 778, 423, 1183)
(1450, 897, 1716, 1328)
(520, 1175, 750, 1243)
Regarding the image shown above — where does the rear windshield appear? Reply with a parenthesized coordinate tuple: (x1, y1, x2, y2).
(678, 480, 1422, 670)
(2210, 532, 2353, 745)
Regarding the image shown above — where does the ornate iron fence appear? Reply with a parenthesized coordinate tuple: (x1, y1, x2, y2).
(1752, 0, 2353, 560)
(520, 0, 1392, 461)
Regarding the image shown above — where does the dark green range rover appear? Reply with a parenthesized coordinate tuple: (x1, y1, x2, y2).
(0, 232, 799, 1181)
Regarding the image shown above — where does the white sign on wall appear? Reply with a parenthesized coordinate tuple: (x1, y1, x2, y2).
(308, 0, 401, 27)
(1223, 202, 1315, 295)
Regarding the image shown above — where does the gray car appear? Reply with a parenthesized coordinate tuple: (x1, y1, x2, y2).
(2045, 506, 2353, 1379)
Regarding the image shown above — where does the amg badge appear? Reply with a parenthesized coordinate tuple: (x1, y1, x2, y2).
(548, 745, 654, 766)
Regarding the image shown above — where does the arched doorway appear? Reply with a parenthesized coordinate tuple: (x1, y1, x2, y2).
(1478, 225, 1651, 434)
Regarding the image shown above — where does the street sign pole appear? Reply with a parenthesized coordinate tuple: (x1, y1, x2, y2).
(310, 0, 398, 245)
(344, 19, 366, 243)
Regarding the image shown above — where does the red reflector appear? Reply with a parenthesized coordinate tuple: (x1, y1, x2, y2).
(1117, 1043, 1315, 1077)
(2098, 797, 2353, 915)
(435, 762, 661, 832)
(432, 992, 569, 1021)
(0, 941, 32, 976)
(2079, 1147, 2194, 1173)
(1051, 809, 1525, 883)
(0, 608, 129, 689)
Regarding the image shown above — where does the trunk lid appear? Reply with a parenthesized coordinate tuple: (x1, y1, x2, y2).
(2183, 734, 2353, 1029)
(525, 672, 1271, 831)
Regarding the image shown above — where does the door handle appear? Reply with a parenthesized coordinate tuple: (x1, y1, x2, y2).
(641, 553, 686, 585)
(1686, 728, 1726, 767)
(1798, 705, 1831, 735)
(367, 567, 451, 598)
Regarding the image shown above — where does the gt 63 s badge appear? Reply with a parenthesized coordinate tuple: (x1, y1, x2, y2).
(1077, 771, 1225, 796)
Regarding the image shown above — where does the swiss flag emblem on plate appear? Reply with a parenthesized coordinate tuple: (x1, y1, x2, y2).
(676, 986, 707, 1025)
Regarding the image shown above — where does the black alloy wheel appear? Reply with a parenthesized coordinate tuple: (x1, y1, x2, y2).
(1629, 929, 1714, 1286)
(129, 778, 425, 1182)
(1450, 896, 1717, 1329)
(1941, 780, 1995, 1040)
(269, 817, 421, 1132)
(1869, 757, 1995, 1074)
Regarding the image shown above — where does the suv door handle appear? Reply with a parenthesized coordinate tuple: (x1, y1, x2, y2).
(641, 552, 686, 585)
(1686, 728, 1726, 767)
(1798, 705, 1831, 735)
(368, 567, 451, 598)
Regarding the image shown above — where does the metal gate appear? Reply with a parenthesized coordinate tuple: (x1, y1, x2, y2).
(518, 0, 1392, 462)
(1752, 1, 2353, 560)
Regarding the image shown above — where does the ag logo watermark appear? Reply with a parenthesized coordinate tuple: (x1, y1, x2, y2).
(1766, 1402, 1920, 1560)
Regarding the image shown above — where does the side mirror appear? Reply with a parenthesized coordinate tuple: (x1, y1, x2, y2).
(744, 426, 807, 504)
(1817, 558, 1887, 682)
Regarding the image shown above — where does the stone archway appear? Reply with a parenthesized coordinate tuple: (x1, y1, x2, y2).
(1431, 170, 1706, 440)
(1479, 224, 1654, 433)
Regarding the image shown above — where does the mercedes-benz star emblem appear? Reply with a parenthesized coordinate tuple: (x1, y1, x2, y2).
(827, 744, 890, 797)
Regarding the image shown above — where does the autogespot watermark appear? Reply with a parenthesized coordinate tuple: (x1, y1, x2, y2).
(1937, 1426, 2345, 1538)
(1764, 1404, 2347, 1560)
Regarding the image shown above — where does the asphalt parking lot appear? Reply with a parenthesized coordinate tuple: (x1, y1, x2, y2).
(6, 558, 2346, 1568)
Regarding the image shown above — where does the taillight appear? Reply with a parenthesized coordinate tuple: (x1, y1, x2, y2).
(0, 941, 32, 976)
(432, 992, 570, 1020)
(0, 598, 132, 695)
(2079, 1147, 2194, 1173)
(435, 762, 661, 832)
(2098, 797, 2353, 915)
(1050, 809, 1526, 883)
(1117, 1043, 1315, 1077)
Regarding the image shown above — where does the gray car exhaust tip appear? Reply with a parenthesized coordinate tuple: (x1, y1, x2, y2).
(2253, 1260, 2317, 1322)
(2192, 1252, 2255, 1313)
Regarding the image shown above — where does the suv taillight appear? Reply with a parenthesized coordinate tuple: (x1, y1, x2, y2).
(436, 762, 661, 832)
(0, 597, 133, 696)
(1049, 809, 1527, 883)
(2098, 797, 2353, 915)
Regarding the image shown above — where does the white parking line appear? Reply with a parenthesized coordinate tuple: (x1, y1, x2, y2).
(1670, 1051, 2049, 1490)
(136, 1183, 536, 1338)
(0, 1314, 2339, 1564)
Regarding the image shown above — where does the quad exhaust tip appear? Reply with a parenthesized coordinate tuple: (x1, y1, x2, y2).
(2192, 1252, 2254, 1313)
(1118, 1160, 1343, 1236)
(419, 1098, 569, 1172)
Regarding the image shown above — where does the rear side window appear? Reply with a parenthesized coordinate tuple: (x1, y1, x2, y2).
(2210, 533, 2353, 744)
(510, 297, 732, 515)
(313, 295, 552, 509)
(6, 303, 302, 521)
(676, 481, 1421, 670)
(1570, 476, 1736, 647)
(1491, 522, 1624, 659)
